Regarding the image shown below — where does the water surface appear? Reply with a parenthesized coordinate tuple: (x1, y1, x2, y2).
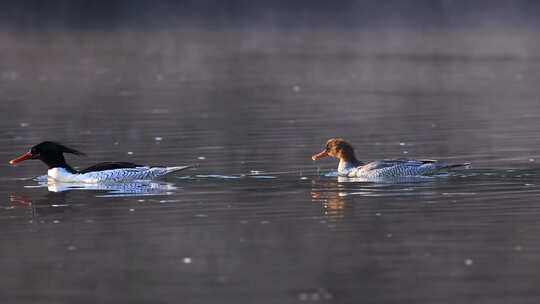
(1, 29, 540, 303)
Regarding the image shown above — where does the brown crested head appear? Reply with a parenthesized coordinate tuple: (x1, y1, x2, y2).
(311, 138, 359, 163)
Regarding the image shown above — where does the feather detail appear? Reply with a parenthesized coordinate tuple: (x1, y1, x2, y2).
(48, 166, 191, 183)
(341, 159, 470, 178)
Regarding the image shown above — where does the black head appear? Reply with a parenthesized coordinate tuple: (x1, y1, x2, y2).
(9, 141, 85, 169)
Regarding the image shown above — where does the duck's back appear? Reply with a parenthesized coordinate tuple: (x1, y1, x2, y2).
(355, 159, 454, 178)
(49, 166, 191, 183)
(79, 162, 142, 173)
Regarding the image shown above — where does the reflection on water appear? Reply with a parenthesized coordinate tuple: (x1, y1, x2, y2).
(35, 178, 178, 196)
(9, 179, 179, 224)
(311, 189, 347, 219)
(10, 192, 72, 221)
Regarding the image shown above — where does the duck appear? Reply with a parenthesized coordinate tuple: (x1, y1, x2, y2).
(9, 141, 191, 183)
(312, 138, 470, 179)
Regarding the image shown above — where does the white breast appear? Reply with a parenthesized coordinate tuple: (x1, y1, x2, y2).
(48, 168, 82, 182)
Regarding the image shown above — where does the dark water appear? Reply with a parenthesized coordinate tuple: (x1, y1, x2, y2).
(1, 29, 540, 303)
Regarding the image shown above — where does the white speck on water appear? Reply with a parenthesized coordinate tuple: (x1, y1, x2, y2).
(52, 204, 70, 208)
(2, 71, 18, 80)
(127, 151, 134, 155)
(464, 258, 473, 266)
(298, 290, 330, 302)
(129, 209, 135, 212)
(182, 257, 192, 264)
(300, 176, 308, 180)
(387, 233, 393, 238)
(292, 85, 301, 92)
(53, 220, 60, 224)
(197, 156, 206, 160)
(113, 141, 120, 145)
(195, 214, 208, 218)
(529, 158, 535, 162)
(138, 199, 145, 202)
(399, 142, 406, 146)
(322, 291, 333, 300)
(154, 137, 163, 141)
(250, 170, 263, 174)
(403, 150, 409, 154)
(19, 122, 30, 127)
(67, 245, 77, 251)
(375, 212, 382, 216)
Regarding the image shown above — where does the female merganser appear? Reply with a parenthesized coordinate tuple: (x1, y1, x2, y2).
(312, 138, 470, 179)
(9, 141, 190, 183)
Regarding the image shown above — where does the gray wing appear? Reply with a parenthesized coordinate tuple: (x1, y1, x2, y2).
(362, 159, 436, 171)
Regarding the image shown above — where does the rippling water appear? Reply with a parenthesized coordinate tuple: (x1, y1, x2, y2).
(1, 29, 540, 303)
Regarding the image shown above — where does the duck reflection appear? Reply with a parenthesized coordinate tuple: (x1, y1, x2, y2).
(42, 179, 178, 196)
(10, 190, 71, 220)
(310, 179, 350, 218)
(311, 190, 347, 218)
(9, 178, 178, 220)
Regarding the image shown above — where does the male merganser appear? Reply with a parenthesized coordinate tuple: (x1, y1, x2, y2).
(312, 138, 470, 179)
(9, 141, 190, 183)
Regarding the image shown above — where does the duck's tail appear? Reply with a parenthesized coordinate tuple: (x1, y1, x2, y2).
(420, 159, 471, 170)
(145, 165, 193, 179)
(419, 162, 471, 176)
(162, 165, 193, 174)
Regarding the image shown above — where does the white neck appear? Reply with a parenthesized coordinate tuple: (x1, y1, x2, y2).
(338, 160, 359, 174)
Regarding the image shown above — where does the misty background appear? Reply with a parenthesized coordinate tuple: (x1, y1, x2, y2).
(2, 0, 540, 170)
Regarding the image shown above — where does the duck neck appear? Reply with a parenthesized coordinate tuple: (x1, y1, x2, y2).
(338, 155, 363, 173)
(42, 155, 78, 174)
